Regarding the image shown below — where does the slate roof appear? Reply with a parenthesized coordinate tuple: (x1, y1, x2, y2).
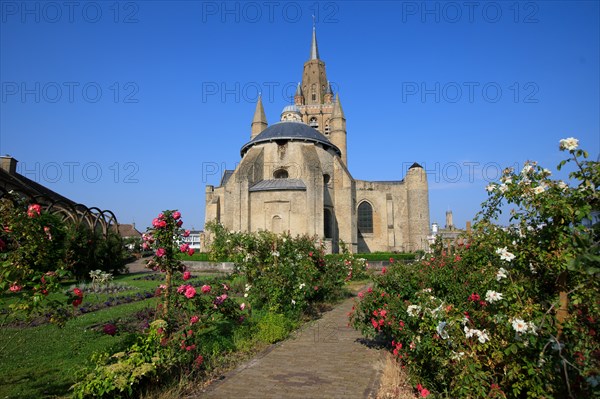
(241, 121, 341, 157)
(220, 170, 234, 186)
(0, 167, 77, 205)
(249, 178, 307, 192)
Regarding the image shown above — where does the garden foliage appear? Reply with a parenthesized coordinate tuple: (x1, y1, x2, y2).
(350, 138, 599, 398)
(0, 193, 126, 323)
(206, 222, 366, 313)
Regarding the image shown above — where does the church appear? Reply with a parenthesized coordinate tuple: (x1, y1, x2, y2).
(204, 27, 430, 254)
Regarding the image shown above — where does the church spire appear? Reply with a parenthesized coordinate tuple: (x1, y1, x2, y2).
(324, 81, 333, 103)
(331, 93, 345, 119)
(309, 19, 319, 60)
(251, 94, 268, 139)
(294, 82, 304, 106)
(330, 93, 347, 165)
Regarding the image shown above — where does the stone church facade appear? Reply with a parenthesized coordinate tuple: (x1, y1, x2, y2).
(204, 27, 430, 253)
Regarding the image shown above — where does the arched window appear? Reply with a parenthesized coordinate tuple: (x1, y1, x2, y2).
(323, 174, 331, 185)
(273, 169, 288, 179)
(357, 201, 373, 234)
(324, 208, 333, 239)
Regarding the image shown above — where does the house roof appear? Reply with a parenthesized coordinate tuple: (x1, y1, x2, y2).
(112, 223, 142, 238)
(0, 167, 77, 205)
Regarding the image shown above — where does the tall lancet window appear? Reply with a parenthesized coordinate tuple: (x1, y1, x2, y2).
(358, 202, 373, 234)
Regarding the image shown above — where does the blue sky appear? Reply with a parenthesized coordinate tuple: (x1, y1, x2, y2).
(1, 1, 599, 231)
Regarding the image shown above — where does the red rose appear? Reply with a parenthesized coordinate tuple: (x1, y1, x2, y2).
(172, 211, 181, 220)
(27, 204, 42, 218)
(183, 271, 191, 281)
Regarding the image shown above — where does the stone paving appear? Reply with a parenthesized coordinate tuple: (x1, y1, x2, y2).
(196, 293, 383, 399)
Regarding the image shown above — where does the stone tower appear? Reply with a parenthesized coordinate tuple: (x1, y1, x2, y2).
(329, 94, 347, 165)
(295, 25, 347, 165)
(405, 163, 431, 251)
(445, 210, 454, 229)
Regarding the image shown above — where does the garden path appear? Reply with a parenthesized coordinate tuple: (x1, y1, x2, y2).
(195, 292, 383, 399)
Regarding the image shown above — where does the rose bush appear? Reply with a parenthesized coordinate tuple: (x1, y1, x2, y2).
(0, 193, 128, 324)
(350, 138, 599, 398)
(206, 222, 348, 314)
(73, 210, 245, 398)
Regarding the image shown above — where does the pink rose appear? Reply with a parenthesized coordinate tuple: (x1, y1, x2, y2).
(183, 230, 190, 237)
(201, 285, 211, 294)
(158, 213, 164, 219)
(142, 242, 150, 250)
(240, 303, 246, 311)
(187, 248, 195, 256)
(183, 271, 191, 281)
(214, 294, 227, 305)
(185, 344, 196, 351)
(27, 204, 41, 218)
(190, 315, 199, 324)
(156, 248, 166, 257)
(177, 285, 187, 294)
(9, 283, 21, 292)
(172, 211, 181, 220)
(180, 243, 190, 253)
(184, 286, 196, 298)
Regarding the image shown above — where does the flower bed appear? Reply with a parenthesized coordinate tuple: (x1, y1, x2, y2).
(350, 138, 599, 398)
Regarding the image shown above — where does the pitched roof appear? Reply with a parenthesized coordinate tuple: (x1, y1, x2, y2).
(111, 223, 142, 237)
(0, 167, 77, 205)
(249, 178, 307, 192)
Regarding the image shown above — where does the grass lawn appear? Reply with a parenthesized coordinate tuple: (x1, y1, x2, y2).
(0, 298, 158, 398)
(0, 272, 222, 398)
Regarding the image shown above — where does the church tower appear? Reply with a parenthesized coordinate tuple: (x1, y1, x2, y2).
(297, 25, 347, 165)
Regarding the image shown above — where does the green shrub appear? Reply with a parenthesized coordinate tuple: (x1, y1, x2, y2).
(350, 138, 600, 398)
(255, 312, 294, 344)
(205, 223, 348, 313)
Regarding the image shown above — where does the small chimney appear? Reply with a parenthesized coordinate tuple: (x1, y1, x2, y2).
(466, 221, 472, 235)
(0, 156, 18, 175)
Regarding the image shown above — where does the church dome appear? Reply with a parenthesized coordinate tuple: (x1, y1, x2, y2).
(241, 121, 341, 157)
(281, 104, 300, 115)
